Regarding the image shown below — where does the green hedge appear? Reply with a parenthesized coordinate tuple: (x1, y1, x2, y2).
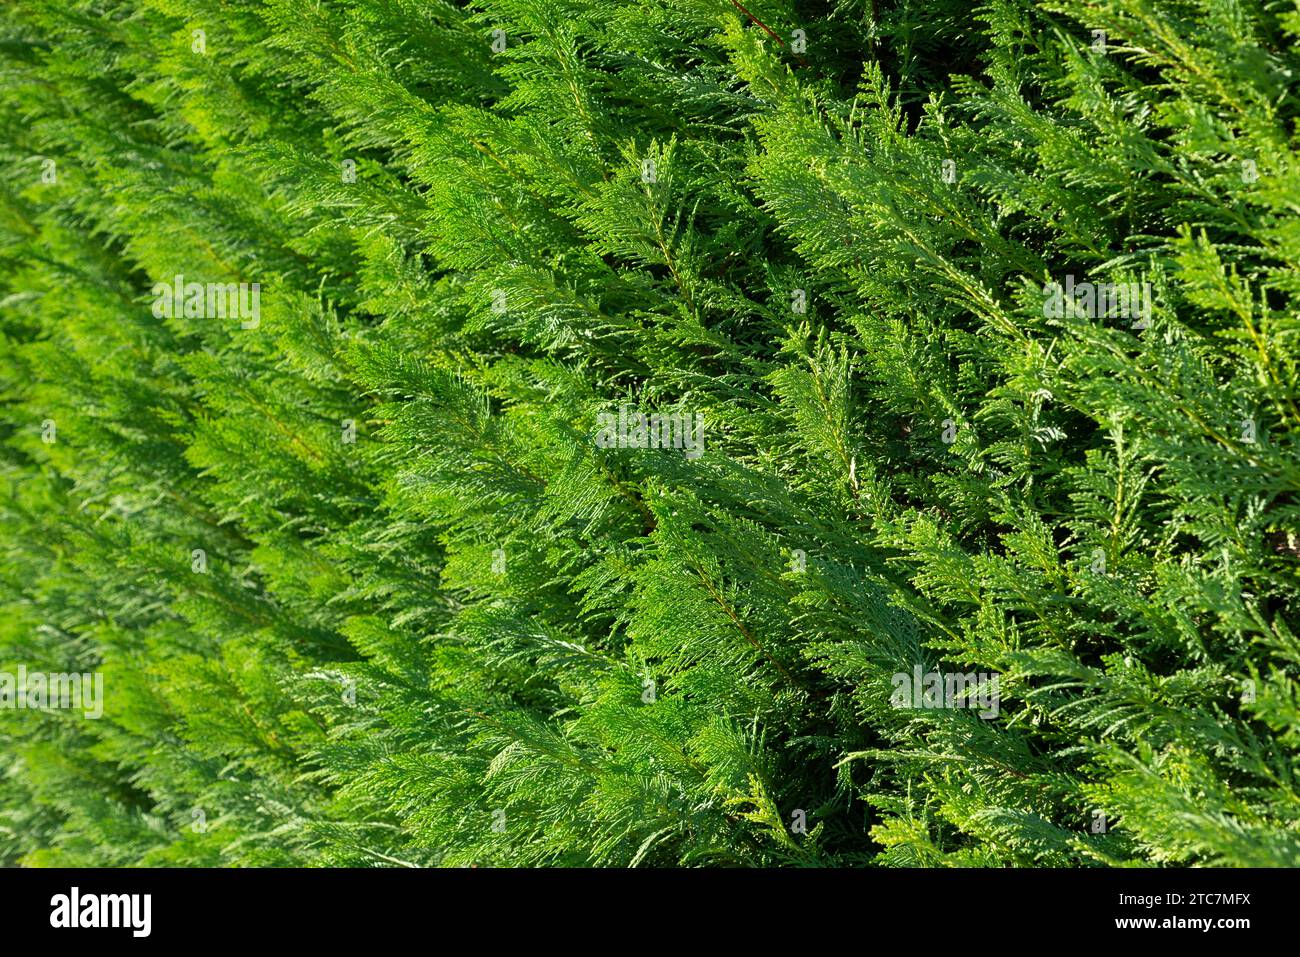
(2, 0, 1298, 867)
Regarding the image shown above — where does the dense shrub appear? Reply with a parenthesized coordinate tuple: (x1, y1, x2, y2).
(2, 0, 1298, 867)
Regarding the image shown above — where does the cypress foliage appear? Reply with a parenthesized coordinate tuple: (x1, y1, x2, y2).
(1, 0, 1297, 867)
